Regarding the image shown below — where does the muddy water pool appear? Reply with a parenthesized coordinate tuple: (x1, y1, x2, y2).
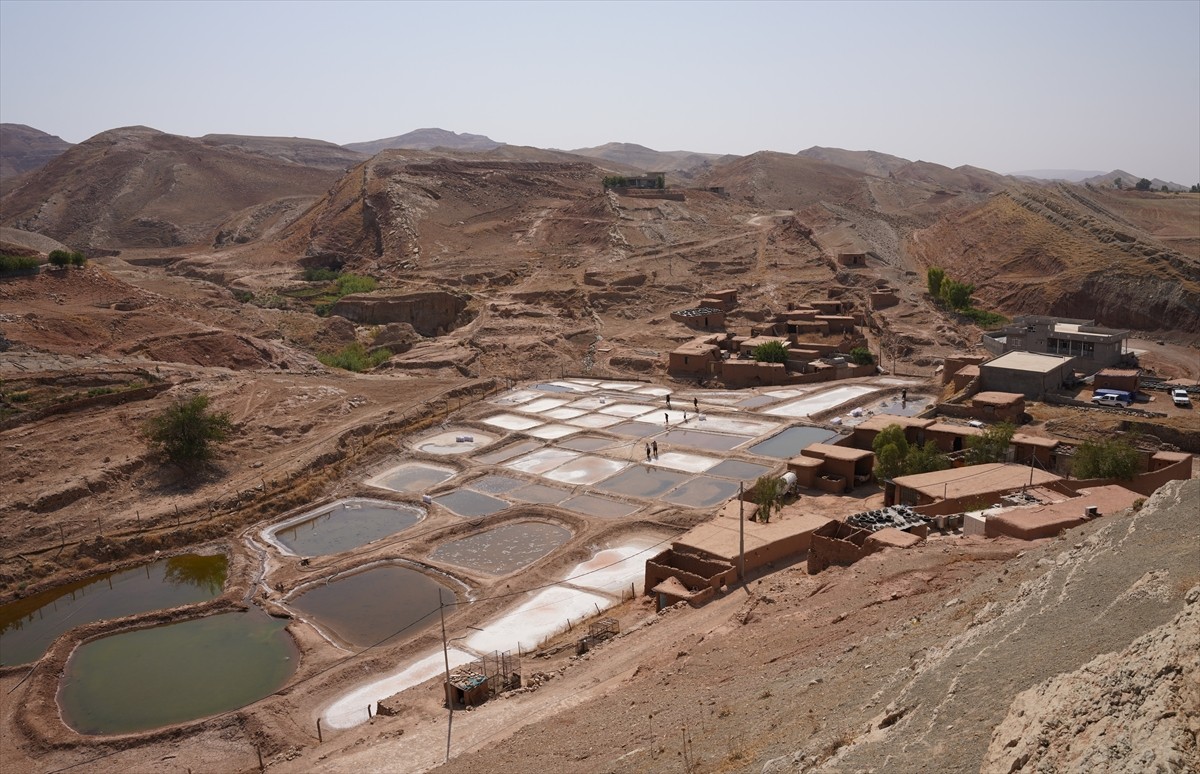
(58, 610, 296, 735)
(289, 565, 455, 648)
(0, 554, 227, 667)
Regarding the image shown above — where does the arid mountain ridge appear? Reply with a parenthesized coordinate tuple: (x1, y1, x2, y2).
(2, 123, 1198, 339)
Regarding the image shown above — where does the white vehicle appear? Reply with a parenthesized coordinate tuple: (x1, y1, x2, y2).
(1091, 394, 1130, 408)
(1171, 388, 1192, 407)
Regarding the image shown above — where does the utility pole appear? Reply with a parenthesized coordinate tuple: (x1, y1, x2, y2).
(738, 482, 745, 582)
(440, 600, 453, 763)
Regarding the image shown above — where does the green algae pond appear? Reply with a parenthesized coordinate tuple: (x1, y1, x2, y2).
(58, 610, 297, 735)
(0, 554, 227, 667)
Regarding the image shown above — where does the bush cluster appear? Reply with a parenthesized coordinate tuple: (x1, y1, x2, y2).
(0, 254, 40, 274)
(48, 250, 86, 268)
(318, 342, 392, 372)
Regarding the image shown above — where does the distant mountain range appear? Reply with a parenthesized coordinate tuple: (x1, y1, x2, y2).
(343, 128, 503, 155)
(0, 123, 1192, 196)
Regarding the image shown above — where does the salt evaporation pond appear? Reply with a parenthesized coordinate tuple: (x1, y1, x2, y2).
(269, 499, 423, 557)
(658, 427, 750, 451)
(764, 385, 876, 417)
(289, 565, 456, 648)
(560, 494, 640, 519)
(433, 489, 510, 518)
(430, 522, 571, 575)
(59, 610, 296, 735)
(0, 554, 227, 667)
(416, 428, 497, 454)
(366, 462, 456, 493)
(748, 426, 841, 459)
(596, 466, 691, 498)
(708, 459, 774, 482)
(664, 477, 741, 508)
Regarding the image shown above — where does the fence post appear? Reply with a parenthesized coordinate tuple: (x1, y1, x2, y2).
(316, 717, 322, 743)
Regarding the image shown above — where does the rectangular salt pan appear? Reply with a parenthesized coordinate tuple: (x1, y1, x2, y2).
(481, 413, 545, 431)
(504, 448, 580, 475)
(542, 456, 628, 485)
(764, 385, 876, 417)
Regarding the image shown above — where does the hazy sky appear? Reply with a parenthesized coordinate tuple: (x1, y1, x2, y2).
(2, 0, 1197, 182)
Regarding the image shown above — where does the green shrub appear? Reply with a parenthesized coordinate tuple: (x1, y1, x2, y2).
(752, 341, 789, 363)
(0, 254, 40, 273)
(48, 250, 72, 268)
(143, 394, 233, 472)
(314, 302, 334, 317)
(335, 274, 377, 295)
(303, 267, 341, 282)
(232, 290, 253, 303)
(1072, 437, 1139, 479)
(927, 266, 945, 297)
(959, 307, 1008, 329)
(849, 347, 875, 366)
(86, 387, 115, 397)
(318, 342, 392, 372)
(966, 421, 1015, 465)
(70, 251, 86, 267)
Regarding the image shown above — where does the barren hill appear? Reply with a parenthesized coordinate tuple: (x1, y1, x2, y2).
(569, 142, 736, 179)
(0, 126, 340, 250)
(795, 145, 912, 177)
(199, 134, 366, 171)
(0, 123, 73, 194)
(910, 183, 1200, 333)
(344, 128, 503, 155)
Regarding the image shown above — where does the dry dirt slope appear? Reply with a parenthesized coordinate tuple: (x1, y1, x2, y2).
(425, 479, 1198, 774)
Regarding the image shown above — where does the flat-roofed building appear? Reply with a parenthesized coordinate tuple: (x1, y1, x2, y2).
(980, 352, 1075, 399)
(971, 391, 1026, 422)
(1093, 368, 1141, 394)
(796, 443, 875, 492)
(889, 462, 1062, 507)
(985, 484, 1140, 540)
(982, 315, 1130, 373)
(851, 415, 935, 450)
(925, 422, 982, 453)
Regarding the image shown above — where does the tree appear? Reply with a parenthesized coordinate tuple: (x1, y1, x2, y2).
(752, 341, 789, 363)
(940, 278, 975, 310)
(965, 421, 1015, 464)
(751, 474, 783, 523)
(1072, 437, 1139, 479)
(1114, 177, 1124, 190)
(905, 441, 952, 475)
(1160, 185, 1168, 192)
(143, 394, 233, 472)
(872, 423, 910, 481)
(48, 250, 71, 268)
(69, 251, 86, 267)
(849, 346, 874, 366)
(1191, 184, 1199, 193)
(927, 266, 946, 297)
(1135, 178, 1152, 191)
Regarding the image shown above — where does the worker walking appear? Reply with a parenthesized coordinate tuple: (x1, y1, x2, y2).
(693, 397, 699, 412)
(645, 443, 652, 462)
(651, 440, 658, 459)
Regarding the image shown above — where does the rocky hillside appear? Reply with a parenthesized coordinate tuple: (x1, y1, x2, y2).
(199, 134, 366, 171)
(0, 124, 72, 194)
(419, 479, 1199, 774)
(984, 585, 1199, 773)
(0, 126, 339, 250)
(910, 184, 1200, 333)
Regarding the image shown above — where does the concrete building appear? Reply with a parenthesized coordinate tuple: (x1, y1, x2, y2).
(979, 352, 1075, 399)
(982, 316, 1130, 373)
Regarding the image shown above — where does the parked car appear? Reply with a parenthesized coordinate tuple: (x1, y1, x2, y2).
(1091, 394, 1130, 408)
(1171, 388, 1192, 407)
